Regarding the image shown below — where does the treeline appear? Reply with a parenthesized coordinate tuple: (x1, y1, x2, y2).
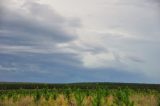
(0, 82, 160, 91)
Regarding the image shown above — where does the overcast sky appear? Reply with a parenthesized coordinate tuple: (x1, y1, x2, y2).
(0, 0, 160, 83)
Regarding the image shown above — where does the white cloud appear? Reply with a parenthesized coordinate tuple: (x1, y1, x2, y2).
(45, 0, 160, 78)
(0, 0, 160, 81)
(82, 52, 115, 68)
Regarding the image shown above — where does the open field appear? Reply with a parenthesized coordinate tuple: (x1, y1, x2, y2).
(0, 82, 160, 106)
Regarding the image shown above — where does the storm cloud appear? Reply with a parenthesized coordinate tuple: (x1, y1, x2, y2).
(0, 0, 160, 83)
(0, 0, 80, 53)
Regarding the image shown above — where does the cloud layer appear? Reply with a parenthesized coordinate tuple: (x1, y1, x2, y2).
(0, 0, 160, 83)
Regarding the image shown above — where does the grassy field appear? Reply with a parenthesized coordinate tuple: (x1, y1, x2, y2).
(0, 82, 160, 106)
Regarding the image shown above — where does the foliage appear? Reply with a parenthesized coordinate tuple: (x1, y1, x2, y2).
(113, 88, 134, 106)
(0, 83, 160, 106)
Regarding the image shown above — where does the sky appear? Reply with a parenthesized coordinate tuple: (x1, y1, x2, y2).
(0, 0, 160, 83)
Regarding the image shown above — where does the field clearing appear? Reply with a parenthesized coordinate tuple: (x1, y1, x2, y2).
(0, 82, 160, 106)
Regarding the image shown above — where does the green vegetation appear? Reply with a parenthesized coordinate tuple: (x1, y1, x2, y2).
(0, 82, 160, 106)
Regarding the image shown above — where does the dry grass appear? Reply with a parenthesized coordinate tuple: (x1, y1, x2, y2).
(83, 96, 93, 106)
(0, 94, 159, 106)
(131, 94, 158, 106)
(102, 95, 114, 106)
